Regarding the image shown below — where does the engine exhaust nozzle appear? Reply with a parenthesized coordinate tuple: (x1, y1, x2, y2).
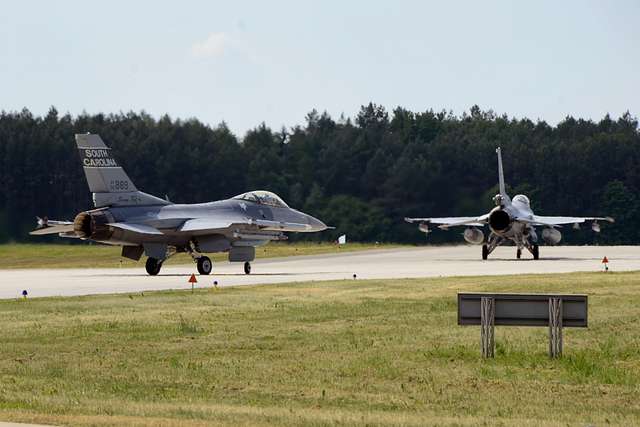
(489, 209, 511, 232)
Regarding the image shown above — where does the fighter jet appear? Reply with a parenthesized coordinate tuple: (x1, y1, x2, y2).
(405, 147, 614, 260)
(31, 134, 330, 275)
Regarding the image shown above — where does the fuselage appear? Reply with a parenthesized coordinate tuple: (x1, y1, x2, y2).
(488, 194, 537, 245)
(74, 197, 326, 248)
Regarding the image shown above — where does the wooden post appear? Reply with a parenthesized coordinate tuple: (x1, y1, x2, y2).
(480, 297, 495, 358)
(548, 297, 563, 358)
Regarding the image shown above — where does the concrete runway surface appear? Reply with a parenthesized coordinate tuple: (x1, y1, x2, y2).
(0, 423, 53, 427)
(0, 245, 637, 299)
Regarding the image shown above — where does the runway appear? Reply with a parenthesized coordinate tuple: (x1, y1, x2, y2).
(0, 245, 637, 299)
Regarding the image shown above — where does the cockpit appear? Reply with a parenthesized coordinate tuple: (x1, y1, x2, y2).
(513, 194, 530, 206)
(233, 190, 289, 208)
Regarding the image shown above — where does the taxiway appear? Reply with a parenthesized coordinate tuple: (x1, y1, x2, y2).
(0, 245, 637, 299)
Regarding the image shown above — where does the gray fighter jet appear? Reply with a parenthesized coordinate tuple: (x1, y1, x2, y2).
(405, 147, 614, 260)
(31, 134, 330, 275)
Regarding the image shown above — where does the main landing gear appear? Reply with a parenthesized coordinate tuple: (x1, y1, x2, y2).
(244, 261, 252, 275)
(482, 233, 503, 260)
(531, 244, 539, 260)
(197, 256, 212, 275)
(483, 234, 541, 260)
(145, 257, 162, 276)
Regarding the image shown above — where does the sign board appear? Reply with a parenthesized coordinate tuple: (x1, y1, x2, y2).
(458, 293, 588, 327)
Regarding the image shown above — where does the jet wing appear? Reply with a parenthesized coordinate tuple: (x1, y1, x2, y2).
(404, 215, 488, 229)
(178, 217, 315, 234)
(179, 218, 238, 233)
(250, 219, 313, 232)
(108, 223, 165, 235)
(521, 216, 615, 227)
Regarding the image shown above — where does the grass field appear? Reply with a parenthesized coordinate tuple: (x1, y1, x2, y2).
(0, 242, 403, 269)
(1, 272, 639, 426)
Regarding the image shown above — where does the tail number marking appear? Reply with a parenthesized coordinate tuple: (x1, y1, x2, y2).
(109, 180, 129, 191)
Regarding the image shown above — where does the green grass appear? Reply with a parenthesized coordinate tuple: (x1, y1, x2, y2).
(0, 242, 403, 269)
(1, 272, 639, 426)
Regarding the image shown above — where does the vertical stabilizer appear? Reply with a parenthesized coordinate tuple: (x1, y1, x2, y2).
(496, 147, 510, 202)
(75, 134, 171, 207)
(76, 134, 137, 194)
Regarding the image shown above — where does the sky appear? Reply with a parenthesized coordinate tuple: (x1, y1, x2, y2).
(1, 0, 638, 137)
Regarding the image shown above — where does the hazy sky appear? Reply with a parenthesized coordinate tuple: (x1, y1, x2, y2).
(1, 1, 638, 136)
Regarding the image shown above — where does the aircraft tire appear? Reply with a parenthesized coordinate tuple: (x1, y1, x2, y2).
(145, 257, 162, 276)
(197, 256, 212, 275)
(244, 261, 251, 275)
(532, 245, 539, 260)
(517, 249, 522, 259)
(482, 244, 488, 260)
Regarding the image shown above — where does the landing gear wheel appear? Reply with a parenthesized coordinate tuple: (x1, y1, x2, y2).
(516, 249, 522, 259)
(532, 245, 539, 260)
(482, 244, 488, 260)
(197, 256, 212, 275)
(244, 261, 252, 275)
(145, 257, 162, 276)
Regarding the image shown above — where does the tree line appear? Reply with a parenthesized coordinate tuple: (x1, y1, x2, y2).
(0, 105, 638, 244)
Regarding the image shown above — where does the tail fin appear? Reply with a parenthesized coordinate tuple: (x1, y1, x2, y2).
(76, 134, 171, 207)
(496, 147, 510, 202)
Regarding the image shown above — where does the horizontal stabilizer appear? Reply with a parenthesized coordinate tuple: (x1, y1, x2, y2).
(30, 224, 75, 235)
(107, 222, 165, 235)
(29, 217, 75, 235)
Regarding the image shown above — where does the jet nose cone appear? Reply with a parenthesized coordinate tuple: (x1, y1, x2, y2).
(306, 215, 329, 232)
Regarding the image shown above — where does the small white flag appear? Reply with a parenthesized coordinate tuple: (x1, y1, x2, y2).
(337, 234, 347, 245)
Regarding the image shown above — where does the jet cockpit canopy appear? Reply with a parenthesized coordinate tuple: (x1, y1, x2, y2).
(233, 190, 289, 208)
(513, 194, 530, 206)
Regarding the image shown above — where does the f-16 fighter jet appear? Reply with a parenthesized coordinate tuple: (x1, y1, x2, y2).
(31, 134, 330, 275)
(405, 147, 613, 260)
